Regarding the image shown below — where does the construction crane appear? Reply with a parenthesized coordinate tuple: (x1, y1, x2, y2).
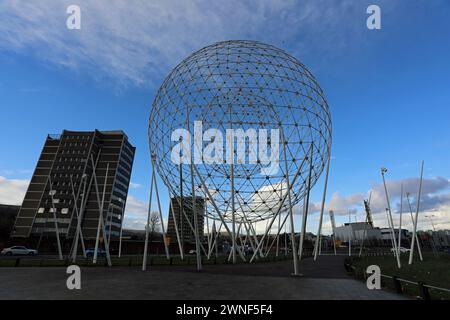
(363, 200, 374, 227)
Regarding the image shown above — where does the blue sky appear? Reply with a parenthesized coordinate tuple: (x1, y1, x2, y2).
(1, 0, 450, 233)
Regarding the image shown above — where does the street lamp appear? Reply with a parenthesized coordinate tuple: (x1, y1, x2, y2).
(425, 215, 436, 231)
(381, 167, 401, 268)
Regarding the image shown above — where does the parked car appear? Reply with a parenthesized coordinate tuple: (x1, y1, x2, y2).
(85, 248, 107, 257)
(1, 246, 38, 256)
(390, 247, 411, 254)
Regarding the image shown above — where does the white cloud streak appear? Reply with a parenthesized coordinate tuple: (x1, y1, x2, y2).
(318, 176, 450, 231)
(0, 176, 29, 205)
(0, 0, 399, 88)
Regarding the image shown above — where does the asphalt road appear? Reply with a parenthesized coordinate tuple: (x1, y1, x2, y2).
(0, 255, 406, 300)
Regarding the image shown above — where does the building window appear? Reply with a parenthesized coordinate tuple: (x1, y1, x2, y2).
(38, 207, 45, 214)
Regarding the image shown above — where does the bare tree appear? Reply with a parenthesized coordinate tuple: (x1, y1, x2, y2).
(148, 211, 161, 248)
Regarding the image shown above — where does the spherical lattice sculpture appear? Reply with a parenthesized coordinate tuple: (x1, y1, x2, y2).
(149, 40, 331, 223)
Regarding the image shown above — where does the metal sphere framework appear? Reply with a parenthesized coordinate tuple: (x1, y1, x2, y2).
(149, 40, 332, 223)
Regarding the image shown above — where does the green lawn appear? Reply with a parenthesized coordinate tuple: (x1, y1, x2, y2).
(350, 253, 450, 300)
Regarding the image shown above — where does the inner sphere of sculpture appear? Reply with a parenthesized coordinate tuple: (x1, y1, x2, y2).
(149, 40, 332, 223)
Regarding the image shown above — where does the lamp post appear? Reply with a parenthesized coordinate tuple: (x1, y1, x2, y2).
(425, 215, 436, 232)
(381, 167, 401, 268)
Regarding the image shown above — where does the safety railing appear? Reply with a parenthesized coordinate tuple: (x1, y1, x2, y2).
(344, 260, 450, 300)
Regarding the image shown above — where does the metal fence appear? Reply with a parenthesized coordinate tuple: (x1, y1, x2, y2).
(344, 260, 450, 300)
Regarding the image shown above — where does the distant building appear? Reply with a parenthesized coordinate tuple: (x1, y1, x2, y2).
(380, 228, 409, 242)
(11, 130, 135, 240)
(430, 230, 450, 248)
(0, 204, 20, 241)
(334, 222, 382, 242)
(167, 196, 205, 244)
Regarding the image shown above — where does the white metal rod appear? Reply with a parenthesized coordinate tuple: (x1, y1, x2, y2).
(205, 210, 211, 258)
(207, 220, 221, 259)
(381, 169, 401, 268)
(169, 193, 184, 260)
(265, 211, 289, 256)
(71, 154, 101, 260)
(409, 161, 424, 265)
(406, 194, 423, 261)
(329, 211, 337, 255)
(142, 163, 155, 271)
(299, 145, 314, 261)
(398, 183, 403, 255)
(228, 220, 243, 262)
(248, 146, 311, 263)
(170, 194, 209, 256)
(118, 198, 125, 258)
(152, 157, 170, 260)
(48, 177, 63, 260)
(229, 107, 237, 265)
(235, 194, 264, 258)
(107, 207, 112, 248)
(90, 159, 112, 266)
(93, 163, 109, 264)
(281, 130, 299, 274)
(358, 215, 369, 257)
(314, 146, 331, 261)
(386, 208, 397, 258)
(189, 163, 202, 271)
(193, 164, 247, 261)
(276, 206, 281, 257)
(70, 175, 87, 262)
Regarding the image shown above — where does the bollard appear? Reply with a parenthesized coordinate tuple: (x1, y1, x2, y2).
(392, 276, 403, 294)
(418, 282, 431, 300)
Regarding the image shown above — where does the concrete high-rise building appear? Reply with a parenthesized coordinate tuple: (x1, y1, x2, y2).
(11, 130, 135, 240)
(0, 204, 20, 243)
(167, 197, 205, 244)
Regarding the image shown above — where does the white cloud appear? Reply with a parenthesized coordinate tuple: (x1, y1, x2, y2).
(0, 0, 400, 88)
(325, 191, 366, 215)
(122, 195, 169, 231)
(123, 195, 148, 229)
(129, 182, 142, 189)
(0, 175, 155, 231)
(0, 176, 29, 205)
(320, 176, 450, 231)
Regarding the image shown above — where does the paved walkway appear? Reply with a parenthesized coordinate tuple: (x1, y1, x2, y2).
(0, 256, 406, 300)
